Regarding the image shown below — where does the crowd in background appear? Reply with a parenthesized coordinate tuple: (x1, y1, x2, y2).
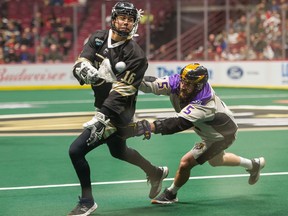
(0, 0, 287, 64)
(185, 0, 287, 61)
(218, 0, 287, 61)
(0, 0, 74, 64)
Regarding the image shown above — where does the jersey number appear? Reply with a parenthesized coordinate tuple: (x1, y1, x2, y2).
(121, 71, 135, 84)
(183, 105, 195, 114)
(157, 81, 168, 89)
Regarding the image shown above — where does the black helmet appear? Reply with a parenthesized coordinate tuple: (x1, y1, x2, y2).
(111, 2, 140, 38)
(180, 63, 208, 92)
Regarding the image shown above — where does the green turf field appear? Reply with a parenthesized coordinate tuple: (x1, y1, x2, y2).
(0, 87, 288, 216)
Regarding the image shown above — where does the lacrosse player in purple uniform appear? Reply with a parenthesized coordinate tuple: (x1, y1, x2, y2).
(135, 63, 265, 204)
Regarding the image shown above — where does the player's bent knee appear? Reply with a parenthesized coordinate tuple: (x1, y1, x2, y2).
(208, 160, 217, 167)
(179, 160, 193, 170)
(109, 150, 125, 160)
(68, 144, 85, 161)
(208, 159, 223, 167)
(68, 147, 78, 160)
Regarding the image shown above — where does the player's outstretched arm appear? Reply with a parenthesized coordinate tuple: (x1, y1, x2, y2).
(120, 120, 152, 140)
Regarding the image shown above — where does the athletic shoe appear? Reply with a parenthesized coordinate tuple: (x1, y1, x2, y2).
(247, 157, 265, 185)
(147, 166, 169, 199)
(151, 188, 178, 204)
(68, 197, 98, 216)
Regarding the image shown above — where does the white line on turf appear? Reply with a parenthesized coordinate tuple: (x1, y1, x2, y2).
(1, 93, 288, 107)
(0, 172, 287, 191)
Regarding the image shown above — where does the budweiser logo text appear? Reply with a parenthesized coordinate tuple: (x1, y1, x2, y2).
(0, 68, 66, 82)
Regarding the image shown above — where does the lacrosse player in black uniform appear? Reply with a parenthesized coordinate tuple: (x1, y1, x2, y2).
(68, 2, 168, 216)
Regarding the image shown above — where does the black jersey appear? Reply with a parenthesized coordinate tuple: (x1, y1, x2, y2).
(78, 29, 148, 127)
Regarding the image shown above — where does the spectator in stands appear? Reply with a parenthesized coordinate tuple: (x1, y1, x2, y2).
(266, 11, 281, 40)
(5, 47, 18, 63)
(270, 0, 281, 12)
(58, 30, 71, 55)
(233, 15, 247, 33)
(206, 33, 218, 60)
(31, 11, 44, 31)
(35, 53, 47, 63)
(221, 47, 241, 61)
(46, 43, 63, 63)
(18, 44, 33, 64)
(20, 27, 34, 47)
(249, 16, 261, 34)
(5, 20, 21, 42)
(44, 14, 58, 33)
(0, 30, 5, 47)
(227, 27, 239, 46)
(42, 32, 58, 48)
(49, 0, 64, 6)
(4, 32, 18, 52)
(35, 46, 47, 63)
(0, 47, 4, 64)
(63, 17, 73, 33)
(257, 0, 271, 12)
(64, 0, 79, 5)
(239, 44, 257, 60)
(254, 32, 268, 57)
(52, 17, 64, 33)
(215, 31, 228, 51)
(207, 33, 217, 52)
(262, 42, 275, 60)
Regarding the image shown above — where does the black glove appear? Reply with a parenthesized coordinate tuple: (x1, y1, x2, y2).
(134, 120, 152, 140)
(136, 119, 151, 140)
(83, 112, 110, 145)
(118, 120, 152, 140)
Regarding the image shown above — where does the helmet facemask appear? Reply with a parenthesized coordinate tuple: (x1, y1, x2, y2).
(111, 2, 142, 39)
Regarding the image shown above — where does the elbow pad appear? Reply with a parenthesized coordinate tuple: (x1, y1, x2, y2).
(143, 76, 157, 82)
(73, 62, 85, 85)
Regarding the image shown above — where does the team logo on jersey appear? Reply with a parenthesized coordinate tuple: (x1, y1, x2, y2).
(191, 100, 202, 105)
(95, 38, 104, 46)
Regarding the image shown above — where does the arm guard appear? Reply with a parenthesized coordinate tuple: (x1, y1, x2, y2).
(140, 76, 171, 95)
(153, 117, 194, 135)
(139, 76, 158, 93)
